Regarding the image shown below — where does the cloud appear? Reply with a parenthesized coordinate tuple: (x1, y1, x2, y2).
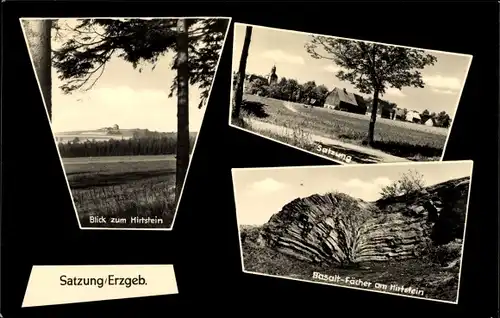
(261, 49, 305, 65)
(384, 87, 406, 98)
(324, 64, 343, 73)
(431, 88, 456, 95)
(423, 75, 462, 91)
(248, 178, 288, 194)
(344, 178, 368, 188)
(373, 177, 392, 187)
(91, 86, 169, 110)
(343, 177, 393, 201)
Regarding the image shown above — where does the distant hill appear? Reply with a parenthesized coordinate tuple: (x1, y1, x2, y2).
(55, 128, 198, 140)
(54, 128, 199, 145)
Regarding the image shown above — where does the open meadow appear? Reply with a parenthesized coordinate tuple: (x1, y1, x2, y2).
(64, 155, 176, 229)
(232, 94, 449, 162)
(57, 131, 197, 229)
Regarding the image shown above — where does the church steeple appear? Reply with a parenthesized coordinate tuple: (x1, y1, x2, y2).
(268, 64, 278, 85)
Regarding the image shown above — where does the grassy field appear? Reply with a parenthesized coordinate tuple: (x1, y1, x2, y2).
(63, 155, 176, 229)
(241, 226, 459, 302)
(233, 94, 449, 161)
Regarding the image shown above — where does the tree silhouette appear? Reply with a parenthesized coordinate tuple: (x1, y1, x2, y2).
(51, 18, 228, 204)
(436, 111, 452, 128)
(175, 19, 190, 203)
(232, 25, 253, 118)
(306, 37, 437, 146)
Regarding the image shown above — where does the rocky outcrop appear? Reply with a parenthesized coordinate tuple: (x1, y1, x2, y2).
(257, 177, 470, 266)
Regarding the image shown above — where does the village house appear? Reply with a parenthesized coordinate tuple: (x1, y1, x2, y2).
(365, 99, 397, 119)
(406, 110, 422, 123)
(395, 108, 406, 120)
(424, 117, 435, 126)
(323, 87, 367, 115)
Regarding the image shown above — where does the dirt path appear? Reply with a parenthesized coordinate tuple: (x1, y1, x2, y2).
(282, 101, 298, 113)
(245, 118, 410, 164)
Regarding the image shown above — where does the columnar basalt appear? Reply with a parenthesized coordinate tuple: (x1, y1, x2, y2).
(257, 177, 470, 266)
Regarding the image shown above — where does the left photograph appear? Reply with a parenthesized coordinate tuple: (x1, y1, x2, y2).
(20, 17, 231, 230)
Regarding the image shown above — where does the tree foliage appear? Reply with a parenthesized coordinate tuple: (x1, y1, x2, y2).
(238, 73, 330, 106)
(380, 169, 426, 199)
(52, 18, 228, 108)
(305, 38, 437, 96)
(305, 37, 438, 144)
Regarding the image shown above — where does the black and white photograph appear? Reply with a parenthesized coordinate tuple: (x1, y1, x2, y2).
(232, 161, 473, 303)
(230, 23, 473, 164)
(21, 17, 230, 230)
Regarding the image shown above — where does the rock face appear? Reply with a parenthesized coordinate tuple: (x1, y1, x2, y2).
(258, 177, 470, 266)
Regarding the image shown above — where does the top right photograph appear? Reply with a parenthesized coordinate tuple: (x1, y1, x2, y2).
(229, 23, 473, 165)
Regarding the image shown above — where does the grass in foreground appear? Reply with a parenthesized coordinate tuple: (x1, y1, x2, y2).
(234, 94, 446, 161)
(232, 115, 377, 164)
(241, 227, 459, 302)
(64, 157, 176, 228)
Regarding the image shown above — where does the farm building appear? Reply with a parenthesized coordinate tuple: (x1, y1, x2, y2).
(395, 108, 406, 120)
(406, 110, 422, 123)
(365, 98, 397, 119)
(323, 87, 367, 115)
(424, 118, 436, 126)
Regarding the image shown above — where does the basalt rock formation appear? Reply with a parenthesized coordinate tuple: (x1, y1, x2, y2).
(253, 177, 470, 266)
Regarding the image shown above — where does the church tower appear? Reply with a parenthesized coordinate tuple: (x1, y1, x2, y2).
(268, 65, 278, 85)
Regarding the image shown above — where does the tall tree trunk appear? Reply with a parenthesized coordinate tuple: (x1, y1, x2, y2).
(367, 89, 379, 146)
(175, 19, 190, 206)
(232, 26, 253, 119)
(24, 19, 53, 121)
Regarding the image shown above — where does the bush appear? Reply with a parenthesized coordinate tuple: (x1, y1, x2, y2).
(380, 169, 425, 199)
(421, 239, 462, 266)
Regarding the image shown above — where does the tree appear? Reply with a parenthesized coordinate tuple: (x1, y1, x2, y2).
(313, 84, 330, 105)
(435, 111, 452, 128)
(306, 38, 437, 145)
(245, 78, 268, 96)
(232, 25, 253, 118)
(380, 169, 426, 199)
(278, 77, 290, 100)
(51, 18, 228, 205)
(299, 81, 317, 104)
(23, 19, 53, 121)
(175, 19, 190, 204)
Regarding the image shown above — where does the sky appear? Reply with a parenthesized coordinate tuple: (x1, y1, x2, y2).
(24, 18, 225, 133)
(232, 161, 473, 226)
(232, 23, 473, 116)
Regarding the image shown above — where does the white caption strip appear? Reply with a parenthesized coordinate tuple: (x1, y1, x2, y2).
(22, 265, 178, 307)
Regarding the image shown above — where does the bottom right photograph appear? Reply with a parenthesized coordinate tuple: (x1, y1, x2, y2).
(231, 160, 473, 304)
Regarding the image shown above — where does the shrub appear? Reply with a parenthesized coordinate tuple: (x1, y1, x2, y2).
(380, 169, 426, 199)
(421, 239, 462, 267)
